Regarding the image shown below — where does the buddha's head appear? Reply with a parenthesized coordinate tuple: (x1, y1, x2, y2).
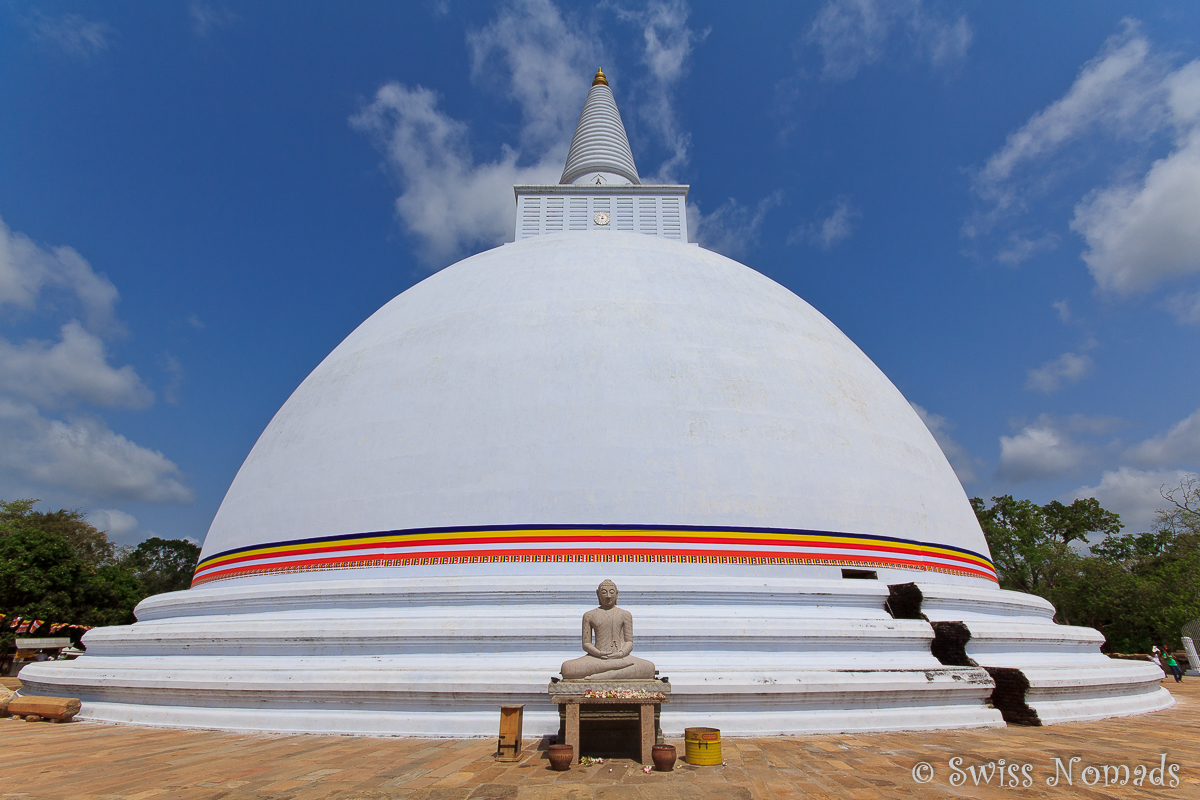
(596, 579, 618, 609)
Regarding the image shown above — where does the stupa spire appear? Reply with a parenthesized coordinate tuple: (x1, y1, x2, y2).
(559, 68, 640, 186)
(514, 68, 686, 241)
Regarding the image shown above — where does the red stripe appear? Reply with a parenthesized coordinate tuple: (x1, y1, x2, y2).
(193, 545, 998, 585)
(195, 533, 991, 576)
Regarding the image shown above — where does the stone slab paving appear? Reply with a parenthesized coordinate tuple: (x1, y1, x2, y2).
(1, 679, 1197, 799)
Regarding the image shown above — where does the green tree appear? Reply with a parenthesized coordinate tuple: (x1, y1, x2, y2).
(974, 483, 1200, 653)
(1, 499, 201, 654)
(1042, 497, 1122, 545)
(1069, 478, 1200, 651)
(0, 527, 100, 651)
(1156, 475, 1200, 538)
(0, 528, 93, 623)
(123, 537, 201, 596)
(1, 499, 120, 566)
(85, 565, 147, 627)
(973, 496, 1072, 594)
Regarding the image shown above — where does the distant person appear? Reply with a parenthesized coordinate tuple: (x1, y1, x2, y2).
(1165, 652, 1184, 682)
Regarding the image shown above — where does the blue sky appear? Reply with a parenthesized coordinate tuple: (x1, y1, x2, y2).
(2, 0, 1198, 546)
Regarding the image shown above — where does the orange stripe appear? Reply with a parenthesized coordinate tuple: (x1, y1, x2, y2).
(195, 531, 993, 575)
(192, 545, 997, 585)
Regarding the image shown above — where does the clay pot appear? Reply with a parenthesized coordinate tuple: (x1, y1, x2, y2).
(547, 744, 573, 771)
(652, 744, 677, 772)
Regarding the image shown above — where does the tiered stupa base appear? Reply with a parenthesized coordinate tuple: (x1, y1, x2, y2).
(19, 572, 1170, 735)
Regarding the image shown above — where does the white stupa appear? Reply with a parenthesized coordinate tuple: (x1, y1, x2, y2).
(23, 69, 1169, 735)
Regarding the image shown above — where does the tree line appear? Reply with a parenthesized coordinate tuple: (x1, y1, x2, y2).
(973, 477, 1200, 653)
(0, 499, 200, 652)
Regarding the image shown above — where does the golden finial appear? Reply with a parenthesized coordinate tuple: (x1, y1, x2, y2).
(592, 67, 608, 87)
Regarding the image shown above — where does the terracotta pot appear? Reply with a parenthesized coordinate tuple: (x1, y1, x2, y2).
(547, 744, 573, 771)
(652, 744, 677, 772)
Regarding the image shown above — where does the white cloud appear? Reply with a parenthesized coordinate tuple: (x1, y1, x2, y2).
(974, 25, 1160, 203)
(806, 0, 971, 81)
(353, 0, 600, 264)
(997, 416, 1092, 483)
(29, 12, 112, 57)
(1025, 351, 1093, 394)
(636, 1, 696, 86)
(0, 400, 193, 505)
(1165, 290, 1200, 324)
(467, 0, 600, 154)
(0, 215, 120, 333)
(1024, 404, 1200, 530)
(189, 4, 237, 37)
(689, 192, 782, 258)
(815, 202, 857, 249)
(1067, 467, 1197, 533)
(808, 0, 892, 80)
(1124, 407, 1200, 467)
(0, 322, 153, 409)
(1071, 124, 1200, 292)
(88, 508, 139, 538)
(1006, 405, 1200, 530)
(911, 403, 979, 484)
(354, 0, 702, 265)
(969, 22, 1200, 297)
(908, 3, 971, 68)
(163, 354, 184, 406)
(789, 197, 860, 250)
(352, 84, 563, 264)
(0, 217, 149, 409)
(995, 232, 1059, 265)
(617, 0, 705, 181)
(0, 216, 190, 507)
(1052, 299, 1071, 323)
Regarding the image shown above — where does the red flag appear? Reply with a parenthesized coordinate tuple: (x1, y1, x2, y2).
(29, 620, 43, 633)
(4, 616, 17, 631)
(16, 620, 31, 633)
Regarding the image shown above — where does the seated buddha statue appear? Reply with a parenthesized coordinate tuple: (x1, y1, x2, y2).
(560, 579, 656, 681)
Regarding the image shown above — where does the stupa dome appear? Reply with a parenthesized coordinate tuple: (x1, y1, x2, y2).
(198, 232, 992, 586)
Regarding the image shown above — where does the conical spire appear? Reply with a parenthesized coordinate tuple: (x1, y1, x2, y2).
(559, 69, 641, 186)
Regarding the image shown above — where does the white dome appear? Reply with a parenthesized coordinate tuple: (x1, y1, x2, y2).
(197, 232, 993, 585)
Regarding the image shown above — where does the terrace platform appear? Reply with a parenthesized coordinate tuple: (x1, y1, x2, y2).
(1, 678, 1197, 799)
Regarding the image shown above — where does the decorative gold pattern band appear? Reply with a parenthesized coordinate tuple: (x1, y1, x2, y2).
(193, 524, 997, 586)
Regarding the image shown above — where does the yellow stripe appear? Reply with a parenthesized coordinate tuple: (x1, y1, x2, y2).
(197, 527, 993, 572)
(197, 530, 989, 569)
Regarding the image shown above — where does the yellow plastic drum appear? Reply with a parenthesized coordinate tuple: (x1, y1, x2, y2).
(684, 727, 722, 765)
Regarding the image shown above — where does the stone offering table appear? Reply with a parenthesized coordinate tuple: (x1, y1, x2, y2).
(549, 679, 671, 765)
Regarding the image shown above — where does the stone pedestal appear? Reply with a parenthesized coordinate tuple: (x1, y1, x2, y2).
(549, 679, 671, 764)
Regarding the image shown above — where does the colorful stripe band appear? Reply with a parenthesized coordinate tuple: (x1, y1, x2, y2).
(192, 524, 997, 586)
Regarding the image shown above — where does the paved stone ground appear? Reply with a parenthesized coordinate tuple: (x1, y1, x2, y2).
(1, 678, 1197, 799)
